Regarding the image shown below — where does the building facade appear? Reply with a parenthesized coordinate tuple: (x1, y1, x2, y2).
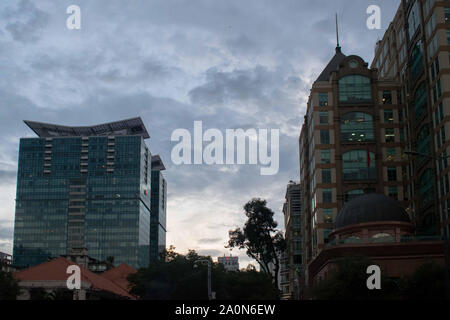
(217, 255, 239, 272)
(150, 155, 167, 263)
(299, 44, 408, 273)
(282, 181, 302, 299)
(371, 0, 450, 242)
(13, 118, 153, 269)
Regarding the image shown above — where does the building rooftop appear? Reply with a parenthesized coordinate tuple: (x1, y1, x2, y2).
(151, 154, 166, 171)
(315, 47, 347, 82)
(14, 257, 136, 299)
(24, 117, 150, 139)
(334, 193, 411, 230)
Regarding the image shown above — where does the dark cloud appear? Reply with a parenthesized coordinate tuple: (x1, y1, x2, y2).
(0, 0, 401, 262)
(2, 0, 49, 43)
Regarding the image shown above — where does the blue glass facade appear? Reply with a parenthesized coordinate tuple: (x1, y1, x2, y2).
(149, 170, 167, 263)
(13, 135, 152, 269)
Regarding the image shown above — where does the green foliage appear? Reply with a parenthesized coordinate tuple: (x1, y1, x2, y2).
(127, 248, 278, 300)
(400, 262, 447, 299)
(227, 198, 286, 291)
(312, 257, 448, 300)
(312, 256, 400, 300)
(0, 270, 19, 300)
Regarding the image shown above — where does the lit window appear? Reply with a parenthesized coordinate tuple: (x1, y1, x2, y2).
(341, 112, 374, 142)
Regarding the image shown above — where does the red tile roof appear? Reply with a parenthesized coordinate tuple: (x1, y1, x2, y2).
(14, 257, 135, 299)
(101, 263, 137, 292)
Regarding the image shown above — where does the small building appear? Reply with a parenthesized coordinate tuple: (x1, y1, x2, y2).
(0, 251, 18, 273)
(14, 257, 137, 300)
(218, 255, 239, 272)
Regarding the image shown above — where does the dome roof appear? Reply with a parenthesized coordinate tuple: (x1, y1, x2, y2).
(334, 193, 410, 229)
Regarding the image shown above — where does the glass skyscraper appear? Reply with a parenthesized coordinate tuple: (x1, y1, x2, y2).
(150, 155, 167, 263)
(13, 118, 153, 269)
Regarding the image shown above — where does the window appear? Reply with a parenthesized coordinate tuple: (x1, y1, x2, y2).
(410, 42, 424, 84)
(345, 189, 365, 202)
(342, 150, 376, 181)
(341, 112, 374, 142)
(417, 125, 431, 166)
(319, 112, 328, 124)
(323, 208, 333, 223)
(384, 109, 394, 123)
(322, 168, 331, 183)
(319, 93, 329, 106)
(386, 148, 396, 161)
(387, 167, 397, 181)
(338, 75, 372, 103)
(446, 8, 450, 23)
(414, 82, 427, 122)
(385, 128, 395, 143)
(323, 189, 332, 203)
(320, 130, 330, 144)
(408, 2, 420, 40)
(420, 169, 434, 207)
(382, 91, 392, 104)
(321, 150, 331, 164)
(388, 186, 398, 200)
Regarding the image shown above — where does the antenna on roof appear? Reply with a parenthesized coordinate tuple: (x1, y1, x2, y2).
(335, 13, 340, 49)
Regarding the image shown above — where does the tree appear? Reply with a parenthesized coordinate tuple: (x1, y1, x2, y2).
(226, 198, 286, 292)
(127, 249, 278, 300)
(0, 270, 19, 300)
(401, 262, 446, 299)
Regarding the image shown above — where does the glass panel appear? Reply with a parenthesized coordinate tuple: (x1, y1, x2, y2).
(341, 112, 374, 142)
(342, 150, 376, 181)
(338, 75, 372, 103)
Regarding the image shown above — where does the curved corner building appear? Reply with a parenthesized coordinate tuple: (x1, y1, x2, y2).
(13, 118, 156, 269)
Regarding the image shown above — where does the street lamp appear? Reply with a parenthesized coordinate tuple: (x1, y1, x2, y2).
(194, 259, 215, 300)
(404, 149, 450, 299)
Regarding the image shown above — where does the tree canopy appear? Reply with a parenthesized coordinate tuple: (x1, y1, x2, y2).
(127, 247, 278, 300)
(227, 198, 286, 291)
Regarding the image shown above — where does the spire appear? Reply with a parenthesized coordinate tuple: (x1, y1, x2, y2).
(335, 13, 341, 53)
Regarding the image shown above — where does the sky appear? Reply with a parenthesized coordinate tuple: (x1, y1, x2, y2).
(0, 0, 400, 268)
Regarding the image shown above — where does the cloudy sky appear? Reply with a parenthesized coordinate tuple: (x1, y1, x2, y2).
(0, 0, 399, 267)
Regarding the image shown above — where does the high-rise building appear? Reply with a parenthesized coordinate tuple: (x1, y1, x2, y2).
(299, 43, 408, 269)
(282, 181, 302, 299)
(150, 155, 167, 263)
(371, 0, 450, 241)
(13, 118, 153, 269)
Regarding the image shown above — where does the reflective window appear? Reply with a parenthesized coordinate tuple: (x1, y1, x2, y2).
(323, 208, 333, 223)
(417, 125, 431, 166)
(342, 150, 376, 181)
(322, 168, 331, 183)
(387, 167, 397, 181)
(385, 128, 395, 143)
(338, 75, 372, 103)
(323, 189, 332, 203)
(319, 112, 328, 124)
(384, 109, 394, 123)
(382, 91, 392, 104)
(341, 112, 374, 142)
(411, 42, 424, 84)
(319, 93, 329, 106)
(420, 169, 434, 207)
(321, 150, 331, 164)
(320, 130, 330, 144)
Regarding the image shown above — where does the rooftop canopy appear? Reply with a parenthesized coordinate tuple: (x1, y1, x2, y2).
(24, 117, 150, 139)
